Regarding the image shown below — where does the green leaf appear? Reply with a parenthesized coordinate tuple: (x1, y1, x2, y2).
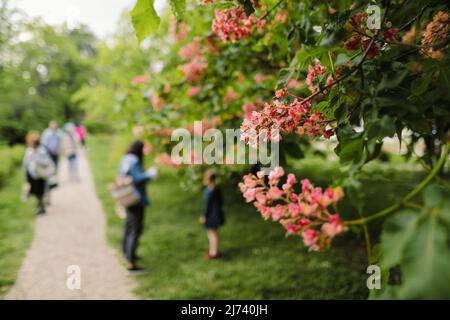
(423, 184, 444, 209)
(130, 0, 160, 42)
(335, 127, 364, 164)
(243, 0, 255, 16)
(410, 73, 432, 97)
(169, 0, 186, 21)
(438, 66, 450, 100)
(379, 210, 420, 269)
(398, 214, 450, 299)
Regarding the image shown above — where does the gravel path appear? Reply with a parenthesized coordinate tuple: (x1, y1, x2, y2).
(5, 150, 137, 300)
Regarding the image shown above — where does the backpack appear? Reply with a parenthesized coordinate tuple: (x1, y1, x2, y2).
(32, 148, 56, 179)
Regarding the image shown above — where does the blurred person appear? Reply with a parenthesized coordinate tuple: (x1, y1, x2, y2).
(62, 125, 79, 181)
(41, 120, 63, 167)
(23, 132, 56, 215)
(75, 121, 87, 147)
(200, 169, 225, 260)
(118, 140, 157, 274)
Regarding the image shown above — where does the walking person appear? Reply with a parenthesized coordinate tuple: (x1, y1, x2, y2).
(118, 140, 157, 274)
(23, 132, 56, 215)
(75, 122, 87, 147)
(41, 120, 63, 167)
(200, 169, 225, 260)
(62, 125, 79, 181)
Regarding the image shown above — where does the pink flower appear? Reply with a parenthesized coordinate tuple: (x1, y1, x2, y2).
(254, 73, 272, 84)
(383, 28, 398, 40)
(275, 88, 288, 98)
(131, 75, 150, 85)
(151, 94, 164, 111)
(301, 179, 312, 193)
(282, 173, 296, 191)
(169, 18, 189, 42)
(301, 229, 320, 251)
(298, 202, 318, 216)
(321, 215, 345, 238)
(287, 173, 296, 185)
(275, 10, 288, 23)
(267, 187, 283, 200)
(181, 57, 208, 83)
(289, 193, 299, 202)
(255, 192, 268, 205)
(288, 203, 301, 217)
(240, 95, 332, 146)
(243, 188, 257, 202)
(179, 37, 202, 60)
(239, 168, 346, 251)
(256, 170, 265, 179)
(306, 60, 327, 93)
(224, 88, 239, 104)
(257, 19, 266, 34)
(212, 7, 265, 42)
(255, 202, 271, 220)
(271, 205, 287, 221)
(268, 166, 284, 185)
(187, 86, 201, 97)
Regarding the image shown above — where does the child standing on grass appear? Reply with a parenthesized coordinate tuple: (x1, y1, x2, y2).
(200, 170, 225, 260)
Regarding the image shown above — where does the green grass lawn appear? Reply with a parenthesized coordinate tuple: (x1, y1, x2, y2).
(0, 169, 35, 297)
(89, 135, 384, 299)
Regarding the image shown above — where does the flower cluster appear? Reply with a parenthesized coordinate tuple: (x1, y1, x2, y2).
(306, 60, 327, 93)
(240, 96, 333, 147)
(344, 12, 398, 58)
(150, 93, 164, 111)
(212, 7, 265, 42)
(239, 167, 346, 251)
(169, 18, 189, 42)
(187, 86, 201, 97)
(131, 75, 150, 85)
(254, 73, 273, 84)
(421, 11, 449, 60)
(179, 37, 208, 83)
(223, 88, 239, 104)
(199, 0, 215, 5)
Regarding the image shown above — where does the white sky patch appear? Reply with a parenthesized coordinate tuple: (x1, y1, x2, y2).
(13, 0, 167, 38)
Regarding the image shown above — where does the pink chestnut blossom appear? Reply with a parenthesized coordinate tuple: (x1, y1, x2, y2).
(212, 7, 266, 42)
(301, 229, 320, 251)
(243, 188, 258, 203)
(187, 86, 201, 97)
(267, 187, 283, 200)
(321, 215, 345, 237)
(239, 167, 347, 251)
(268, 166, 285, 185)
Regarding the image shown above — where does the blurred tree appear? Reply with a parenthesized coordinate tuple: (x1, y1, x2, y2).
(0, 6, 97, 144)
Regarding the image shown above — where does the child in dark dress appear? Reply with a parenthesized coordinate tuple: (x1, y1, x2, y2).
(200, 170, 225, 260)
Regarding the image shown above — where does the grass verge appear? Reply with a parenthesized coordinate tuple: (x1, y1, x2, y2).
(0, 168, 35, 297)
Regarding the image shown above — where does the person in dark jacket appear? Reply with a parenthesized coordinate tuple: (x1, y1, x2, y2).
(119, 140, 157, 273)
(200, 169, 225, 260)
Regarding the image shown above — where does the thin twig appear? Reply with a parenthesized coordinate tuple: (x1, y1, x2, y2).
(261, 0, 285, 20)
